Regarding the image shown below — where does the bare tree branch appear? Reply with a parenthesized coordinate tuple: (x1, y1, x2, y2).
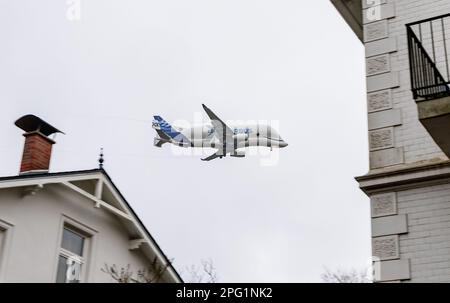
(321, 267, 372, 283)
(103, 258, 218, 283)
(101, 264, 134, 283)
(184, 259, 218, 283)
(102, 257, 173, 283)
(201, 259, 217, 283)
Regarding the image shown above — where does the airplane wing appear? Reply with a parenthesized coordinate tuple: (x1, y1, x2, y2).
(202, 104, 235, 147)
(201, 151, 222, 161)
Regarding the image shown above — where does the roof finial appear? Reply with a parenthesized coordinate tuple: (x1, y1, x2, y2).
(99, 148, 104, 169)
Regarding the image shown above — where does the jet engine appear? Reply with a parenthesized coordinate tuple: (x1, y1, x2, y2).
(230, 150, 246, 158)
(232, 133, 249, 141)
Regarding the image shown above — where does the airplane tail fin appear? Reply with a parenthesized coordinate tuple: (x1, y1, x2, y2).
(152, 116, 190, 145)
(152, 116, 181, 139)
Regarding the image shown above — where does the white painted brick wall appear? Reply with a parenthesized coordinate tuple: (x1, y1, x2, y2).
(363, 0, 450, 282)
(358, 0, 450, 282)
(379, 0, 450, 164)
(397, 183, 450, 282)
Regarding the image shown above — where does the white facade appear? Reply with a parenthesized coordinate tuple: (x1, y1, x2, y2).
(0, 170, 181, 283)
(332, 0, 450, 282)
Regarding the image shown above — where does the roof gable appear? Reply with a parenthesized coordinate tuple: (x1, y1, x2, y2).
(0, 169, 182, 282)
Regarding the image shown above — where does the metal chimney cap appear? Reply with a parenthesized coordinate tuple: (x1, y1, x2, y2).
(15, 114, 65, 136)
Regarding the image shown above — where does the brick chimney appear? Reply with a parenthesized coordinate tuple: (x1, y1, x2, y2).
(15, 115, 64, 174)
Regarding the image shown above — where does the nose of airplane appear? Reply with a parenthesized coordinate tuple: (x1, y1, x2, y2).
(279, 141, 288, 148)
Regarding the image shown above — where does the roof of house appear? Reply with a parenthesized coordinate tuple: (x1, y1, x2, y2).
(0, 168, 183, 283)
(330, 0, 363, 42)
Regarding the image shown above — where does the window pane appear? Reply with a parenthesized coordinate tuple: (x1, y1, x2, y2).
(0, 230, 4, 253)
(56, 255, 81, 283)
(61, 228, 84, 256)
(56, 255, 68, 283)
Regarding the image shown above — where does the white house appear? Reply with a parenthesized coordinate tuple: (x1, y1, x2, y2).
(0, 115, 182, 283)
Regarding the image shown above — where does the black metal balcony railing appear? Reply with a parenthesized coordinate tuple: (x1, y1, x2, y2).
(407, 14, 450, 100)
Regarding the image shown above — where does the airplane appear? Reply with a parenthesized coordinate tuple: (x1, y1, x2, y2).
(152, 104, 288, 161)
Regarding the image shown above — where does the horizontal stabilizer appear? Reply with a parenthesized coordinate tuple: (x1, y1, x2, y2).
(154, 137, 169, 148)
(201, 151, 223, 161)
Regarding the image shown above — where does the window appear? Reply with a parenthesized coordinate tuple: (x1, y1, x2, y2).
(56, 226, 87, 283)
(0, 227, 4, 257)
(0, 221, 12, 281)
(61, 228, 84, 256)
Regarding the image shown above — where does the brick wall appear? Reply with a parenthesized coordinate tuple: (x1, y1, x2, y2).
(363, 0, 450, 282)
(20, 133, 54, 173)
(388, 0, 450, 165)
(364, 0, 450, 170)
(398, 184, 450, 282)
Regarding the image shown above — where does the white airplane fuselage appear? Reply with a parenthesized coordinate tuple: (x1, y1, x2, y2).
(152, 105, 288, 160)
(154, 122, 288, 150)
(180, 123, 287, 149)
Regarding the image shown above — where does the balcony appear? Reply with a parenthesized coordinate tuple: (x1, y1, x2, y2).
(407, 14, 450, 157)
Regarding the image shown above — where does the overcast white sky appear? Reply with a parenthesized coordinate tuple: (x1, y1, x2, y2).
(0, 0, 370, 282)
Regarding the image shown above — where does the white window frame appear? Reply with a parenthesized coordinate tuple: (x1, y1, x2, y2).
(0, 219, 13, 283)
(55, 217, 96, 283)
